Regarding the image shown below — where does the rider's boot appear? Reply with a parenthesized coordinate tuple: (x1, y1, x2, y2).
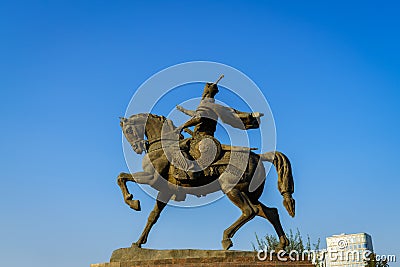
(173, 147, 202, 181)
(174, 166, 199, 181)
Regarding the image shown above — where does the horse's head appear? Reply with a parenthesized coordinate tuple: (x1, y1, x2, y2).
(120, 113, 180, 154)
(120, 115, 147, 154)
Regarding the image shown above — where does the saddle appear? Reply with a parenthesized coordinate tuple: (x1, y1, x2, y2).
(172, 135, 256, 182)
(172, 135, 221, 181)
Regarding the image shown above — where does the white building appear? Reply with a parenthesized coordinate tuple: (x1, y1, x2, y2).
(324, 233, 373, 267)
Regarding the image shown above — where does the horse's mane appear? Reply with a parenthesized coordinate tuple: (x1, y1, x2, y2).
(127, 113, 177, 136)
(128, 113, 169, 124)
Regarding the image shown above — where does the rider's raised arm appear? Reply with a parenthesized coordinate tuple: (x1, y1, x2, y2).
(212, 103, 263, 130)
(176, 105, 196, 117)
(232, 108, 264, 129)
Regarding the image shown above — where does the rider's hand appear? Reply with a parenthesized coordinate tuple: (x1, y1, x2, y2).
(252, 112, 264, 118)
(176, 105, 184, 112)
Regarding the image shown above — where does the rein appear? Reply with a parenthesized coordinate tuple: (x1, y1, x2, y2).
(145, 137, 180, 153)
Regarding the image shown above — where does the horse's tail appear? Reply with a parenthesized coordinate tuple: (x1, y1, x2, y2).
(259, 151, 295, 217)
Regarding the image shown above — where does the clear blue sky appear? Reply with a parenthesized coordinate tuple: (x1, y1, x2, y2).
(1, 1, 399, 266)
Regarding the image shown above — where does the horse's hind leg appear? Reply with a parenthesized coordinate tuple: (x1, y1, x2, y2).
(117, 172, 154, 211)
(132, 191, 172, 248)
(255, 201, 289, 251)
(222, 189, 258, 250)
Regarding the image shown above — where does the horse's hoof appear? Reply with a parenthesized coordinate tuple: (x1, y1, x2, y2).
(276, 235, 289, 252)
(131, 242, 142, 248)
(222, 238, 233, 250)
(127, 200, 141, 211)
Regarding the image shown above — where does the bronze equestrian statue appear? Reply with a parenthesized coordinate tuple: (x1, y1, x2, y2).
(117, 76, 295, 251)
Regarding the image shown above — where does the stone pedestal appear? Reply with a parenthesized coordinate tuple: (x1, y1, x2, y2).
(91, 246, 314, 267)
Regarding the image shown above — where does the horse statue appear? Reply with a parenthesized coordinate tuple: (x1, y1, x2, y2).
(117, 113, 295, 251)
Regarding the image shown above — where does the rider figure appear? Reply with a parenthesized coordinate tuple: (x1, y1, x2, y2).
(173, 76, 223, 180)
(174, 75, 264, 182)
(175, 79, 221, 137)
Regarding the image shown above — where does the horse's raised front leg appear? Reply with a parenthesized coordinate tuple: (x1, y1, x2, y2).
(132, 191, 172, 248)
(222, 189, 258, 250)
(117, 172, 154, 211)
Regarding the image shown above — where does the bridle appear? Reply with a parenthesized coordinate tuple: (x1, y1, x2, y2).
(124, 120, 179, 154)
(145, 136, 182, 153)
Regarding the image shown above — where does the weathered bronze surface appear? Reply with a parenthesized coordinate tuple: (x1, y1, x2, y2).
(117, 76, 295, 251)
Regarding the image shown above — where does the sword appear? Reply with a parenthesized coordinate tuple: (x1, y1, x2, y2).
(212, 74, 224, 85)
